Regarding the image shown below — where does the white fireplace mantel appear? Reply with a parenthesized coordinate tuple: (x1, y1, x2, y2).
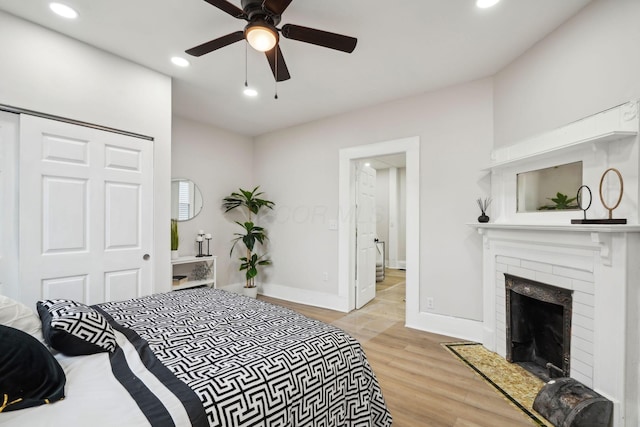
(472, 223, 640, 427)
(486, 101, 640, 226)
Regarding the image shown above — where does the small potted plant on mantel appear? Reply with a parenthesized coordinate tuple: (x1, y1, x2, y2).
(222, 186, 274, 298)
(171, 218, 179, 259)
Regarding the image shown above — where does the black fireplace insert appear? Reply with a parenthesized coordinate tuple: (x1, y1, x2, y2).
(505, 274, 573, 381)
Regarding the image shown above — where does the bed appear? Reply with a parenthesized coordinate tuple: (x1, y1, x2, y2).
(0, 288, 392, 426)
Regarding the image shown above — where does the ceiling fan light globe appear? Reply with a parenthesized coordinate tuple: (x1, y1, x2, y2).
(246, 24, 278, 52)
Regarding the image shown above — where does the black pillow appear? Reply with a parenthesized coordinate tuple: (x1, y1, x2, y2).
(0, 325, 66, 412)
(37, 299, 117, 356)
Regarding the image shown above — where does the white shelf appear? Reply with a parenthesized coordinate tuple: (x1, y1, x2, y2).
(468, 223, 640, 233)
(486, 101, 638, 170)
(171, 255, 215, 265)
(171, 255, 217, 291)
(485, 131, 637, 170)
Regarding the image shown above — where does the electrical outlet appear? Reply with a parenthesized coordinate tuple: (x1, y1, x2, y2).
(426, 297, 434, 310)
(322, 272, 329, 281)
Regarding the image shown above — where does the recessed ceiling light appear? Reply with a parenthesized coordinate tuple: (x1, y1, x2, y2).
(171, 57, 190, 67)
(476, 0, 500, 9)
(49, 2, 78, 19)
(243, 87, 258, 97)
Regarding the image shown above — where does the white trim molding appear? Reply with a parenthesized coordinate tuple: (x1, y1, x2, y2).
(338, 137, 420, 325)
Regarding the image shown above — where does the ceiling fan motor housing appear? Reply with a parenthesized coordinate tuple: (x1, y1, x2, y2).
(241, 0, 282, 26)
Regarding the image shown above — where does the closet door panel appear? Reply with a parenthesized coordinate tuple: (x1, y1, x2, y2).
(42, 176, 87, 253)
(20, 115, 153, 306)
(105, 182, 140, 249)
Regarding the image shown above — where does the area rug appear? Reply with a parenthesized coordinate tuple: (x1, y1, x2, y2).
(443, 342, 553, 427)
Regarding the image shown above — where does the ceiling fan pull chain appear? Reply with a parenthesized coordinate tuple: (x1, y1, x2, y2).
(274, 47, 279, 99)
(244, 41, 249, 88)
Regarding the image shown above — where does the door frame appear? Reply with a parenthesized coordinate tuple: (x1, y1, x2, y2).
(338, 136, 420, 323)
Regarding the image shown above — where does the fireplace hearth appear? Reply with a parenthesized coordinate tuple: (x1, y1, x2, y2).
(505, 274, 573, 382)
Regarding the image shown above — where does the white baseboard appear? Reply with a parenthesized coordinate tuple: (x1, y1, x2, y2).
(406, 311, 483, 342)
(385, 260, 406, 269)
(222, 282, 481, 342)
(258, 283, 349, 313)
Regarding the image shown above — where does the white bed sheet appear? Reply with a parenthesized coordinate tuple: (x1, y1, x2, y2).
(0, 330, 189, 427)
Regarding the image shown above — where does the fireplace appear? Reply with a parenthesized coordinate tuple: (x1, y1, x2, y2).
(474, 101, 640, 427)
(505, 274, 572, 382)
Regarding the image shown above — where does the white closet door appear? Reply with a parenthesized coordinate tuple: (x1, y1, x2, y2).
(19, 115, 153, 306)
(0, 112, 19, 297)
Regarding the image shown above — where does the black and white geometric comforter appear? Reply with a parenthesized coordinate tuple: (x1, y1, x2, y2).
(96, 288, 392, 427)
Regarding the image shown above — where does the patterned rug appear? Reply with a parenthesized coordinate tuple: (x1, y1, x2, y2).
(443, 342, 553, 427)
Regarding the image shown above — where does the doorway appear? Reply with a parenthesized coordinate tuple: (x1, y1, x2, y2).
(355, 155, 407, 309)
(338, 136, 419, 324)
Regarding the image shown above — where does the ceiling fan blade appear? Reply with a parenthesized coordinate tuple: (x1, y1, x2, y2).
(281, 24, 357, 53)
(185, 31, 245, 56)
(203, 0, 246, 19)
(265, 45, 291, 82)
(264, 0, 293, 15)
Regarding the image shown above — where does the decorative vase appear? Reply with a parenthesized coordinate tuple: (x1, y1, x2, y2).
(171, 250, 179, 260)
(478, 213, 490, 223)
(242, 287, 258, 299)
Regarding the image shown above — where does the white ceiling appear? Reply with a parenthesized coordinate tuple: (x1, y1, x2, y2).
(0, 0, 592, 137)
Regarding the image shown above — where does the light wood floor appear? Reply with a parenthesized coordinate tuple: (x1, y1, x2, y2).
(259, 269, 536, 427)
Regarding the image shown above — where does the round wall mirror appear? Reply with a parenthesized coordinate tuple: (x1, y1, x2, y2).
(171, 178, 203, 221)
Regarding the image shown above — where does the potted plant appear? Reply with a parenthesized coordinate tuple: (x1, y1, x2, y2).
(171, 218, 179, 259)
(222, 186, 275, 297)
(538, 192, 579, 210)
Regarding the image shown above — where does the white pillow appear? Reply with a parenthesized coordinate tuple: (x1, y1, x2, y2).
(0, 294, 44, 342)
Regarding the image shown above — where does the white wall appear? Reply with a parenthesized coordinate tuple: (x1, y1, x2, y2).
(494, 0, 640, 147)
(171, 116, 254, 287)
(398, 167, 407, 263)
(374, 167, 407, 268)
(253, 78, 493, 321)
(0, 11, 172, 295)
(375, 168, 390, 259)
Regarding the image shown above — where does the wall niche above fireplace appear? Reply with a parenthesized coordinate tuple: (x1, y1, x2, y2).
(516, 161, 582, 213)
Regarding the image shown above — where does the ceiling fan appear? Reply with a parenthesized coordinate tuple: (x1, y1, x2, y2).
(185, 0, 358, 82)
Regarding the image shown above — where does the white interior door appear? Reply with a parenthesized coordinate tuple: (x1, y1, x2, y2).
(355, 163, 377, 309)
(19, 115, 153, 307)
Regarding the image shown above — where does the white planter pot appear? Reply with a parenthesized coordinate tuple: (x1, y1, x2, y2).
(242, 287, 258, 298)
(171, 250, 179, 260)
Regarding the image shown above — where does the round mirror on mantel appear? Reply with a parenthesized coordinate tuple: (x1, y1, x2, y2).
(171, 178, 203, 221)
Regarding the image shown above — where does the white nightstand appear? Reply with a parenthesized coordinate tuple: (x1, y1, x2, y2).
(171, 255, 217, 290)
